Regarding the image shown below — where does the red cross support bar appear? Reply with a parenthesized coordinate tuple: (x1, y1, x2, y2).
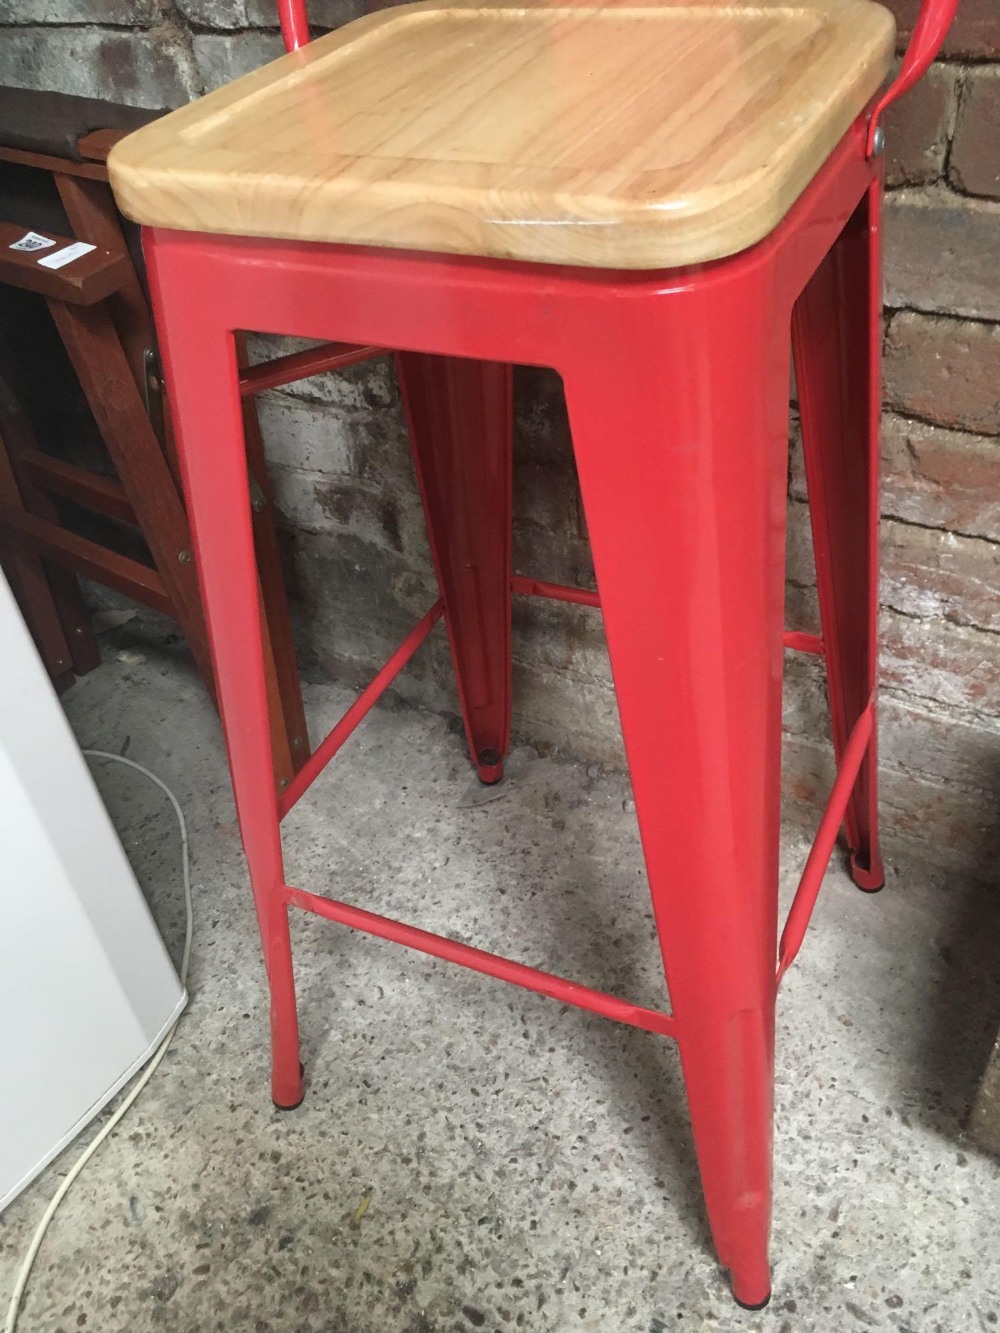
(274, 576, 860, 1034)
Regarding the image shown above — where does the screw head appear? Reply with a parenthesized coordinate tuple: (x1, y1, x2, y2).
(871, 124, 885, 158)
(292, 736, 304, 749)
(178, 549, 192, 564)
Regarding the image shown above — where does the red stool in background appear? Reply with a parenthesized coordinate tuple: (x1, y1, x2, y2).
(107, 0, 956, 1306)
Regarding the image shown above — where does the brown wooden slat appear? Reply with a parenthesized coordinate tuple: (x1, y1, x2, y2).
(0, 365, 101, 675)
(0, 504, 172, 614)
(46, 297, 218, 696)
(0, 424, 75, 680)
(17, 450, 136, 524)
(54, 174, 153, 397)
(0, 88, 163, 164)
(76, 128, 130, 164)
(0, 145, 109, 180)
(0, 219, 129, 305)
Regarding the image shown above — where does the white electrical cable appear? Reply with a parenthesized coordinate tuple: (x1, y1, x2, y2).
(3, 751, 193, 1333)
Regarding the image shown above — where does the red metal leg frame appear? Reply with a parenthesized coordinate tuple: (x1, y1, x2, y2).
(145, 110, 883, 1310)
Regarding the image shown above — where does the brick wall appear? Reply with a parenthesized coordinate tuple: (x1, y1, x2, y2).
(1, 1, 998, 875)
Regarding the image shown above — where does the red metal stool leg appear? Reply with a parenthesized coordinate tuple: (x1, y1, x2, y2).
(144, 236, 304, 1108)
(396, 353, 513, 784)
(561, 275, 790, 1309)
(792, 180, 885, 893)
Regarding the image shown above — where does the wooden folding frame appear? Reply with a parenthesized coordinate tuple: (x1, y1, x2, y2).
(0, 108, 310, 790)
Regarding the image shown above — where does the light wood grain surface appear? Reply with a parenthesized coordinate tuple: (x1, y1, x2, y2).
(108, 0, 895, 269)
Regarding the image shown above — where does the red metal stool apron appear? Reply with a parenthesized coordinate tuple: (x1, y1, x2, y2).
(107, 0, 957, 1307)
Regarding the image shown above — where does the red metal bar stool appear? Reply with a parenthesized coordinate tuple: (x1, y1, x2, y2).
(106, 0, 956, 1307)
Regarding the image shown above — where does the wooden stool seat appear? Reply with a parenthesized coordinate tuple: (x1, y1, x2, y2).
(108, 0, 894, 269)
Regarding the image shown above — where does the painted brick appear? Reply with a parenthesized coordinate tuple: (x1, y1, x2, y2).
(0, 0, 157, 21)
(512, 523, 595, 598)
(885, 0, 1000, 59)
(512, 597, 611, 687)
(883, 64, 956, 187)
(513, 460, 581, 542)
(176, 0, 249, 29)
(0, 25, 199, 106)
(884, 191, 1000, 320)
(970, 1038, 1000, 1157)
(244, 0, 362, 30)
(256, 393, 359, 476)
(785, 491, 817, 591)
(514, 366, 573, 466)
(192, 31, 284, 91)
(950, 68, 1000, 199)
(512, 659, 624, 768)
(279, 471, 427, 556)
(884, 312, 1000, 437)
(286, 530, 439, 684)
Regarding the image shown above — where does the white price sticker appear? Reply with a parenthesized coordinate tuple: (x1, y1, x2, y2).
(9, 231, 56, 253)
(37, 241, 96, 270)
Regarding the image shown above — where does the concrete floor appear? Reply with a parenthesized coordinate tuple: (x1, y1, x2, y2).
(3, 649, 1000, 1333)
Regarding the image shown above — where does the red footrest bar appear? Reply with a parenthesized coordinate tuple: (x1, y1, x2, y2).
(285, 884, 678, 1038)
(512, 573, 601, 608)
(512, 575, 824, 655)
(239, 339, 383, 396)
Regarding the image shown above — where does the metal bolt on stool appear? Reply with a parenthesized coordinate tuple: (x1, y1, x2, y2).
(106, 0, 957, 1306)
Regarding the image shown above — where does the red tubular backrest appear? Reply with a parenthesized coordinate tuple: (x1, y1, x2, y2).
(869, 0, 960, 150)
(277, 0, 311, 51)
(892, 0, 960, 101)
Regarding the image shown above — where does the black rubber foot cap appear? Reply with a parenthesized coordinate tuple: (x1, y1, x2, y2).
(476, 747, 505, 786)
(273, 1063, 306, 1111)
(735, 1293, 771, 1312)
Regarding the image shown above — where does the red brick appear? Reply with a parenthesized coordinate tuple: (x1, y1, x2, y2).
(883, 64, 956, 187)
(881, 517, 1000, 633)
(881, 609, 1000, 712)
(880, 414, 1000, 542)
(884, 0, 1000, 58)
(787, 496, 1000, 636)
(950, 69, 1000, 198)
(884, 191, 1000, 320)
(790, 412, 1000, 541)
(884, 311, 1000, 436)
